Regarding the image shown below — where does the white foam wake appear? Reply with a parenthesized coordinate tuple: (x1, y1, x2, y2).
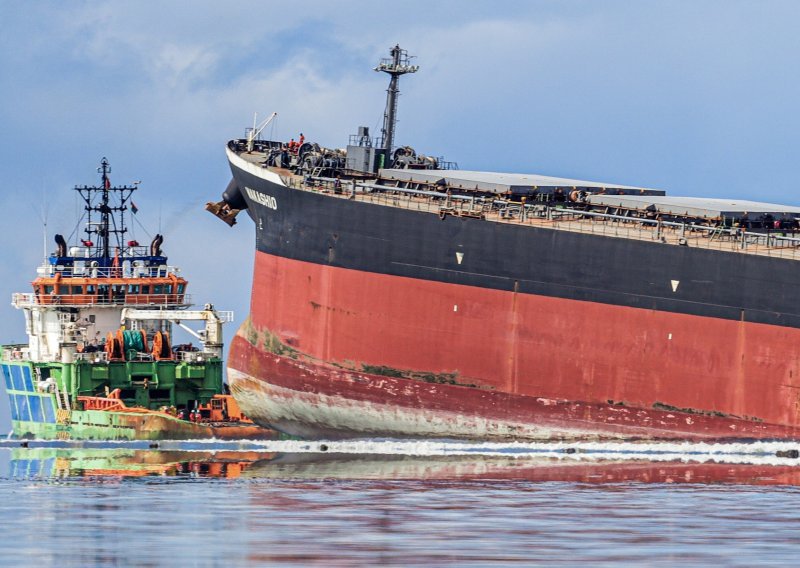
(154, 438, 800, 466)
(6, 437, 800, 466)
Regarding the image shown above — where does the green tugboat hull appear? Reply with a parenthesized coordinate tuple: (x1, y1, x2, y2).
(3, 355, 275, 441)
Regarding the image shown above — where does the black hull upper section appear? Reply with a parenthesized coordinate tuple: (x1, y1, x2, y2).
(230, 162, 800, 329)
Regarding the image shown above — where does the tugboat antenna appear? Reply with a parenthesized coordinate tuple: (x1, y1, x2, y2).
(39, 181, 48, 264)
(375, 45, 418, 156)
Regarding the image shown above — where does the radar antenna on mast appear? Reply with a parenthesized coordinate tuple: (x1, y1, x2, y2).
(375, 45, 418, 155)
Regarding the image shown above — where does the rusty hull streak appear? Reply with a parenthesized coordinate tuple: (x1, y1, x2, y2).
(228, 334, 800, 441)
(243, 317, 478, 389)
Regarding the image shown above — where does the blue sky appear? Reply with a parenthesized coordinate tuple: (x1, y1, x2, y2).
(1, 0, 799, 429)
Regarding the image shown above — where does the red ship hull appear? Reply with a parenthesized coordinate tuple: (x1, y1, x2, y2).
(227, 251, 800, 441)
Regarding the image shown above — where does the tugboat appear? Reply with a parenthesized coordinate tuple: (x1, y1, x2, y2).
(2, 158, 274, 440)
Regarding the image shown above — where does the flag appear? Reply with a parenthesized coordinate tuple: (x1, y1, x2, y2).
(104, 176, 110, 190)
(131, 201, 139, 214)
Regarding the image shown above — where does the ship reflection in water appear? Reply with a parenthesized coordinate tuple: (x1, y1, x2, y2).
(2, 443, 800, 565)
(5, 447, 269, 479)
(3, 440, 800, 484)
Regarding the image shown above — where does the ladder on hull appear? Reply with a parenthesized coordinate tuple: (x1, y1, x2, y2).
(53, 383, 71, 411)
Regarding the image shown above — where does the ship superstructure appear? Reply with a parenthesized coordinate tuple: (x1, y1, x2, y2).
(4, 159, 271, 440)
(208, 46, 800, 441)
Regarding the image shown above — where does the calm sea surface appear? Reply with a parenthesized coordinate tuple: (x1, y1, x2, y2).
(1, 442, 800, 566)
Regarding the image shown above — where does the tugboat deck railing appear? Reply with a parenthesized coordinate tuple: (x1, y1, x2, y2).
(1, 346, 29, 361)
(35, 264, 183, 279)
(12, 292, 193, 308)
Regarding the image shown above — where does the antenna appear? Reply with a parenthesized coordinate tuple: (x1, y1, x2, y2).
(42, 209, 48, 264)
(375, 45, 418, 155)
(41, 179, 48, 263)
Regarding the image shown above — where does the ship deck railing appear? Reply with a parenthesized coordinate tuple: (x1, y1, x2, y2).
(35, 264, 183, 279)
(74, 352, 109, 363)
(12, 293, 193, 309)
(72, 350, 217, 364)
(177, 350, 217, 363)
(283, 173, 800, 261)
(2, 346, 29, 362)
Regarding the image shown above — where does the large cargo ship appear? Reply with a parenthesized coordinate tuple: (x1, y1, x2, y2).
(209, 46, 800, 441)
(3, 159, 274, 440)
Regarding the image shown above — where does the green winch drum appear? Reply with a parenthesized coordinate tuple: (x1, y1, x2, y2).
(122, 329, 145, 356)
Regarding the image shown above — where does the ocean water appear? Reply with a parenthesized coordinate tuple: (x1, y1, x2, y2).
(1, 440, 800, 566)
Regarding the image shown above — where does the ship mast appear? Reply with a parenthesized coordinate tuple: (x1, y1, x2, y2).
(74, 158, 137, 262)
(375, 45, 418, 156)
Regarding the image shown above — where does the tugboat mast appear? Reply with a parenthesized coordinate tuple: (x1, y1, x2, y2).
(375, 45, 418, 155)
(74, 157, 137, 262)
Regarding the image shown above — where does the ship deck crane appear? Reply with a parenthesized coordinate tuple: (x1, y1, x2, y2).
(120, 305, 232, 360)
(246, 112, 278, 152)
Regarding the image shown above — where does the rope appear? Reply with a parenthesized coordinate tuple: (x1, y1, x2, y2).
(65, 210, 88, 246)
(131, 213, 153, 241)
